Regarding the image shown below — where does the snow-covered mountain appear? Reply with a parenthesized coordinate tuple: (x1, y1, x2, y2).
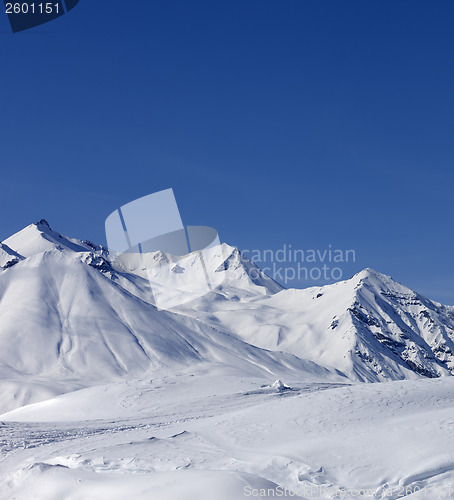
(0, 221, 339, 414)
(177, 267, 454, 382)
(2, 220, 454, 500)
(113, 242, 283, 309)
(1, 220, 454, 415)
(3, 219, 103, 258)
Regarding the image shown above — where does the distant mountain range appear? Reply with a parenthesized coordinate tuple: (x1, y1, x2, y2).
(1, 220, 453, 414)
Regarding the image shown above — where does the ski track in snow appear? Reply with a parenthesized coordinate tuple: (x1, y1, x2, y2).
(1, 375, 454, 499)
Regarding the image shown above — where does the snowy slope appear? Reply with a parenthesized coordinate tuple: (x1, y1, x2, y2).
(0, 222, 341, 414)
(3, 219, 102, 258)
(2, 371, 454, 499)
(176, 268, 454, 382)
(1, 219, 454, 417)
(0, 242, 23, 269)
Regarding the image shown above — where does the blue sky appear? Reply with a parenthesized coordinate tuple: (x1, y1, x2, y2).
(0, 0, 453, 303)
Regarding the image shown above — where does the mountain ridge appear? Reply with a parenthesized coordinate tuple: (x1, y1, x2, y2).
(1, 220, 454, 414)
(0, 221, 343, 414)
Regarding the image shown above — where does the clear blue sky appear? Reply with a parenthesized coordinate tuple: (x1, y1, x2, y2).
(1, 1, 453, 303)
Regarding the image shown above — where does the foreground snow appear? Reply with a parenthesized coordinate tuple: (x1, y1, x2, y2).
(2, 368, 454, 499)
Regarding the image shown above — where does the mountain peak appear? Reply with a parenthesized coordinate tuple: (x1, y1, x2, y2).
(1, 220, 454, 391)
(350, 268, 402, 294)
(35, 219, 51, 229)
(3, 221, 98, 259)
(358, 267, 380, 276)
(354, 267, 389, 282)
